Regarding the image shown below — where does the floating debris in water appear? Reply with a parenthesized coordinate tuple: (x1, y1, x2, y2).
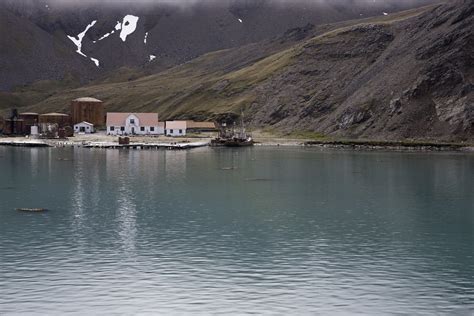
(16, 208, 48, 213)
(1, 186, 16, 190)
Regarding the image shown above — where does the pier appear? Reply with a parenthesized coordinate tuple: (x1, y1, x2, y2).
(83, 141, 210, 150)
(0, 140, 51, 148)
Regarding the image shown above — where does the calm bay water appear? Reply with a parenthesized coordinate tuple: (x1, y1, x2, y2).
(0, 146, 473, 315)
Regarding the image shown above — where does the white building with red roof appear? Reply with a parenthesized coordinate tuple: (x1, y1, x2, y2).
(106, 113, 164, 136)
(165, 121, 187, 136)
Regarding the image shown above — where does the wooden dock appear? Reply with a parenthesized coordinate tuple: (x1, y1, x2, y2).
(83, 141, 210, 150)
(0, 140, 51, 147)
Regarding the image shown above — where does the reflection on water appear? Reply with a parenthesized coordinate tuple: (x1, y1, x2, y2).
(0, 147, 473, 314)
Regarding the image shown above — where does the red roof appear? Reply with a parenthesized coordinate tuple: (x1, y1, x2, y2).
(106, 113, 159, 126)
(166, 121, 187, 129)
(186, 121, 216, 129)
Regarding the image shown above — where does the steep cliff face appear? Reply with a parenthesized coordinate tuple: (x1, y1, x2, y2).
(246, 0, 473, 140)
(0, 0, 436, 90)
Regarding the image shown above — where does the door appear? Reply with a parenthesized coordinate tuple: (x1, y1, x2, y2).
(131, 127, 135, 134)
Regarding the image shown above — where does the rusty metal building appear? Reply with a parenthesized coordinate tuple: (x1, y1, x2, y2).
(19, 112, 39, 135)
(3, 109, 26, 135)
(70, 97, 105, 127)
(39, 113, 71, 128)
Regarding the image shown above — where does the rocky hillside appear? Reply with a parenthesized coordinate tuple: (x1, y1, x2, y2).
(0, 0, 436, 90)
(4, 0, 473, 142)
(249, 0, 473, 141)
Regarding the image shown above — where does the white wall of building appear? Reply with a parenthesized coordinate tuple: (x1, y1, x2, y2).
(107, 114, 164, 136)
(74, 122, 94, 134)
(165, 121, 187, 136)
(165, 128, 186, 136)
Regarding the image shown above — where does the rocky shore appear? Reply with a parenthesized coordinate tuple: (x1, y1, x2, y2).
(303, 140, 474, 152)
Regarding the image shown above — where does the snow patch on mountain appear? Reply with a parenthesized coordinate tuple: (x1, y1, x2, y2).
(98, 31, 114, 41)
(149, 55, 156, 62)
(92, 16, 139, 45)
(67, 20, 97, 57)
(144, 32, 148, 44)
(120, 15, 139, 42)
(90, 57, 100, 67)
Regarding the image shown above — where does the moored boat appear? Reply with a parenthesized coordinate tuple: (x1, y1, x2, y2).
(211, 137, 254, 147)
(211, 111, 254, 147)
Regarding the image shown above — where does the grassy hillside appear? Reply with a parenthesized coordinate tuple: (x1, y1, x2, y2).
(13, 5, 430, 114)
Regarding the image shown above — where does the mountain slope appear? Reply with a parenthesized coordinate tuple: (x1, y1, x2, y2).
(0, 8, 98, 89)
(0, 0, 437, 90)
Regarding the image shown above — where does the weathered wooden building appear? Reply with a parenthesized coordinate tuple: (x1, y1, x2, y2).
(186, 121, 217, 133)
(70, 97, 105, 127)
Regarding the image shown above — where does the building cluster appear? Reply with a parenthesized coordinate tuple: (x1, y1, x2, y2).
(0, 97, 216, 138)
(105, 112, 216, 136)
(1, 110, 73, 138)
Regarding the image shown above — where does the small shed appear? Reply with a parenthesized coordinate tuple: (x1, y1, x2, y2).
(74, 121, 94, 134)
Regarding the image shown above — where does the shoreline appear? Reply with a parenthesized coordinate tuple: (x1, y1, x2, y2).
(300, 139, 474, 152)
(0, 135, 473, 152)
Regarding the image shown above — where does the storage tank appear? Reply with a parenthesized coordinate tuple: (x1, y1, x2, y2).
(39, 113, 71, 128)
(70, 97, 105, 127)
(30, 126, 39, 137)
(19, 112, 39, 135)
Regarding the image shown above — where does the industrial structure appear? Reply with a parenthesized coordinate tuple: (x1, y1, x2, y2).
(70, 97, 105, 127)
(39, 113, 71, 128)
(19, 112, 39, 135)
(3, 109, 25, 135)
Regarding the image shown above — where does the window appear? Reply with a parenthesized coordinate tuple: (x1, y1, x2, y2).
(179, 129, 182, 134)
(150, 127, 155, 132)
(110, 126, 115, 131)
(141, 127, 145, 132)
(121, 126, 125, 131)
(170, 129, 173, 134)
(130, 119, 135, 124)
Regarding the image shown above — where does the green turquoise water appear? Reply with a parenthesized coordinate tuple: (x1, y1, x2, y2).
(0, 147, 473, 314)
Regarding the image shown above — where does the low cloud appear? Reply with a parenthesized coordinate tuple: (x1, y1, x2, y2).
(2, 0, 437, 12)
(14, 0, 433, 5)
